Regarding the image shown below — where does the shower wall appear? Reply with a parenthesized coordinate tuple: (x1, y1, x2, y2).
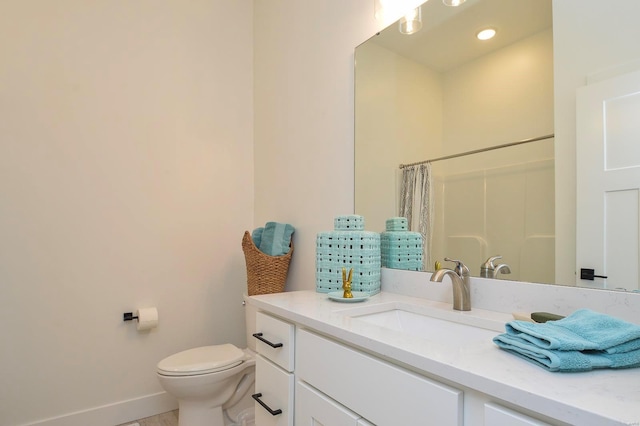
(430, 145, 555, 283)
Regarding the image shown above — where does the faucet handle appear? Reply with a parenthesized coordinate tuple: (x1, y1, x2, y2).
(443, 258, 470, 277)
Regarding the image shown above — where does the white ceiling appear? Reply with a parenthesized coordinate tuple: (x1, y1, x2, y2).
(370, 0, 552, 72)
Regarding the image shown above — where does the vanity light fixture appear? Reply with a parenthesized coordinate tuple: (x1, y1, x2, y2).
(476, 28, 496, 41)
(374, 0, 398, 21)
(374, 0, 427, 23)
(399, 7, 422, 35)
(442, 0, 466, 6)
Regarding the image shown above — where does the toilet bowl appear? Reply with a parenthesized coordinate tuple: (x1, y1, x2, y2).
(157, 297, 257, 426)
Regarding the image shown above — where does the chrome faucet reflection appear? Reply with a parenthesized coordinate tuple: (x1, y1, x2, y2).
(480, 256, 511, 279)
(430, 258, 471, 311)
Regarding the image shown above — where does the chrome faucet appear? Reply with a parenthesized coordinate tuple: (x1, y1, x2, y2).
(430, 258, 471, 311)
(480, 256, 511, 279)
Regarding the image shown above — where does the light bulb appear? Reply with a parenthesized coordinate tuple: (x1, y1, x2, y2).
(399, 6, 422, 35)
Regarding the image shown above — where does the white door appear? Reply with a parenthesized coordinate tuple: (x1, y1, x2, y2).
(576, 69, 640, 291)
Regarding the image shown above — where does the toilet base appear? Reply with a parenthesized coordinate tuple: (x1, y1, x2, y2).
(176, 392, 255, 426)
(224, 378, 255, 425)
(178, 400, 224, 426)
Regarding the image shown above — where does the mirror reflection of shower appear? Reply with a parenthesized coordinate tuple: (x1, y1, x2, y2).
(355, 0, 554, 282)
(398, 136, 554, 284)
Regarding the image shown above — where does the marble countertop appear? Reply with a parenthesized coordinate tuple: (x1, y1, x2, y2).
(248, 290, 640, 426)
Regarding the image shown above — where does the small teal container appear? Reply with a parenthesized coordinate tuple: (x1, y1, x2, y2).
(380, 217, 422, 271)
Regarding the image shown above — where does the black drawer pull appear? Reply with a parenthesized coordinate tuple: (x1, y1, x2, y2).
(252, 392, 283, 416)
(252, 332, 283, 348)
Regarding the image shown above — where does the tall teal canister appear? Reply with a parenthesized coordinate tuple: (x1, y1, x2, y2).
(315, 215, 381, 295)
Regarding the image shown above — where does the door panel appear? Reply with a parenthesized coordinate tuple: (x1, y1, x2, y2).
(576, 69, 640, 290)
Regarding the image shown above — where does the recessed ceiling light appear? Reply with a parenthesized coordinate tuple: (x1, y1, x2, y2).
(443, 0, 466, 6)
(476, 28, 496, 41)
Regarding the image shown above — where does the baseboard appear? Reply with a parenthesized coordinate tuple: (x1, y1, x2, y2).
(19, 392, 178, 426)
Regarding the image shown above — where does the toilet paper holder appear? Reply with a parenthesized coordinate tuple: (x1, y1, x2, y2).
(123, 312, 138, 321)
(122, 307, 159, 331)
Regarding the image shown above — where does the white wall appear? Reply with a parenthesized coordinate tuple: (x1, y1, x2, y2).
(0, 1, 253, 425)
(443, 29, 554, 153)
(253, 0, 381, 291)
(4, 0, 639, 424)
(355, 41, 442, 233)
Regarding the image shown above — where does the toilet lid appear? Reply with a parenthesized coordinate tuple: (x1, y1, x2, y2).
(157, 344, 245, 376)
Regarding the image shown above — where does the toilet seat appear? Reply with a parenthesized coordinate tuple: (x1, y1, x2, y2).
(157, 344, 246, 377)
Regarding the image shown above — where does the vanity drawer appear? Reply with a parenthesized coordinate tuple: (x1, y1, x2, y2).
(254, 354, 294, 426)
(484, 403, 551, 426)
(255, 311, 295, 372)
(296, 328, 463, 426)
(295, 380, 362, 425)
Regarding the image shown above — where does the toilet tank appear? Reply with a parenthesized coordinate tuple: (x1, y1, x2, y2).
(243, 294, 257, 352)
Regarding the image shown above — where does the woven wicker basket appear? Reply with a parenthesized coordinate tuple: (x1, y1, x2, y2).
(242, 230, 293, 296)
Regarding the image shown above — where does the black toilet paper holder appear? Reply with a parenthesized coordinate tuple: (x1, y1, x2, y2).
(123, 312, 139, 322)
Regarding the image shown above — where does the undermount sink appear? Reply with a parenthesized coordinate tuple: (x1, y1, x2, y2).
(339, 302, 502, 345)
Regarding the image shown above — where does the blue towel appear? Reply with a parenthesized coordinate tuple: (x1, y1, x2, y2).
(505, 309, 640, 354)
(493, 333, 640, 372)
(258, 222, 294, 256)
(494, 309, 640, 372)
(251, 227, 264, 248)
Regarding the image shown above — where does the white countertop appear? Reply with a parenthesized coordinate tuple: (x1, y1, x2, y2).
(248, 290, 640, 426)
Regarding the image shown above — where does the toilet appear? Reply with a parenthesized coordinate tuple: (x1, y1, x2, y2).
(157, 296, 257, 426)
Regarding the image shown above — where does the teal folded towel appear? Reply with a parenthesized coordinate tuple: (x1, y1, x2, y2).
(494, 309, 640, 372)
(251, 227, 264, 248)
(505, 309, 640, 353)
(258, 222, 294, 256)
(493, 333, 640, 372)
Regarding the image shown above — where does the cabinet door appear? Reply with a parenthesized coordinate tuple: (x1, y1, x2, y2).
(485, 403, 551, 426)
(296, 381, 361, 426)
(254, 355, 294, 426)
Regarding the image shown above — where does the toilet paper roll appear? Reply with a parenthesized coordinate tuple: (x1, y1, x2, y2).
(136, 307, 158, 331)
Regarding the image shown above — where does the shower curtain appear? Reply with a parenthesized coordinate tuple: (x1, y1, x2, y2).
(399, 163, 432, 270)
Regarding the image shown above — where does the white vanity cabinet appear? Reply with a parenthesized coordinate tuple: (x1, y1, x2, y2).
(296, 328, 463, 425)
(294, 326, 559, 426)
(250, 291, 638, 425)
(253, 312, 295, 426)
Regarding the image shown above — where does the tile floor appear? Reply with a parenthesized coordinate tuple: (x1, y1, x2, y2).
(116, 410, 178, 426)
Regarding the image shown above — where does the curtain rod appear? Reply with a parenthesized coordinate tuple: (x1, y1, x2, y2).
(399, 133, 555, 170)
